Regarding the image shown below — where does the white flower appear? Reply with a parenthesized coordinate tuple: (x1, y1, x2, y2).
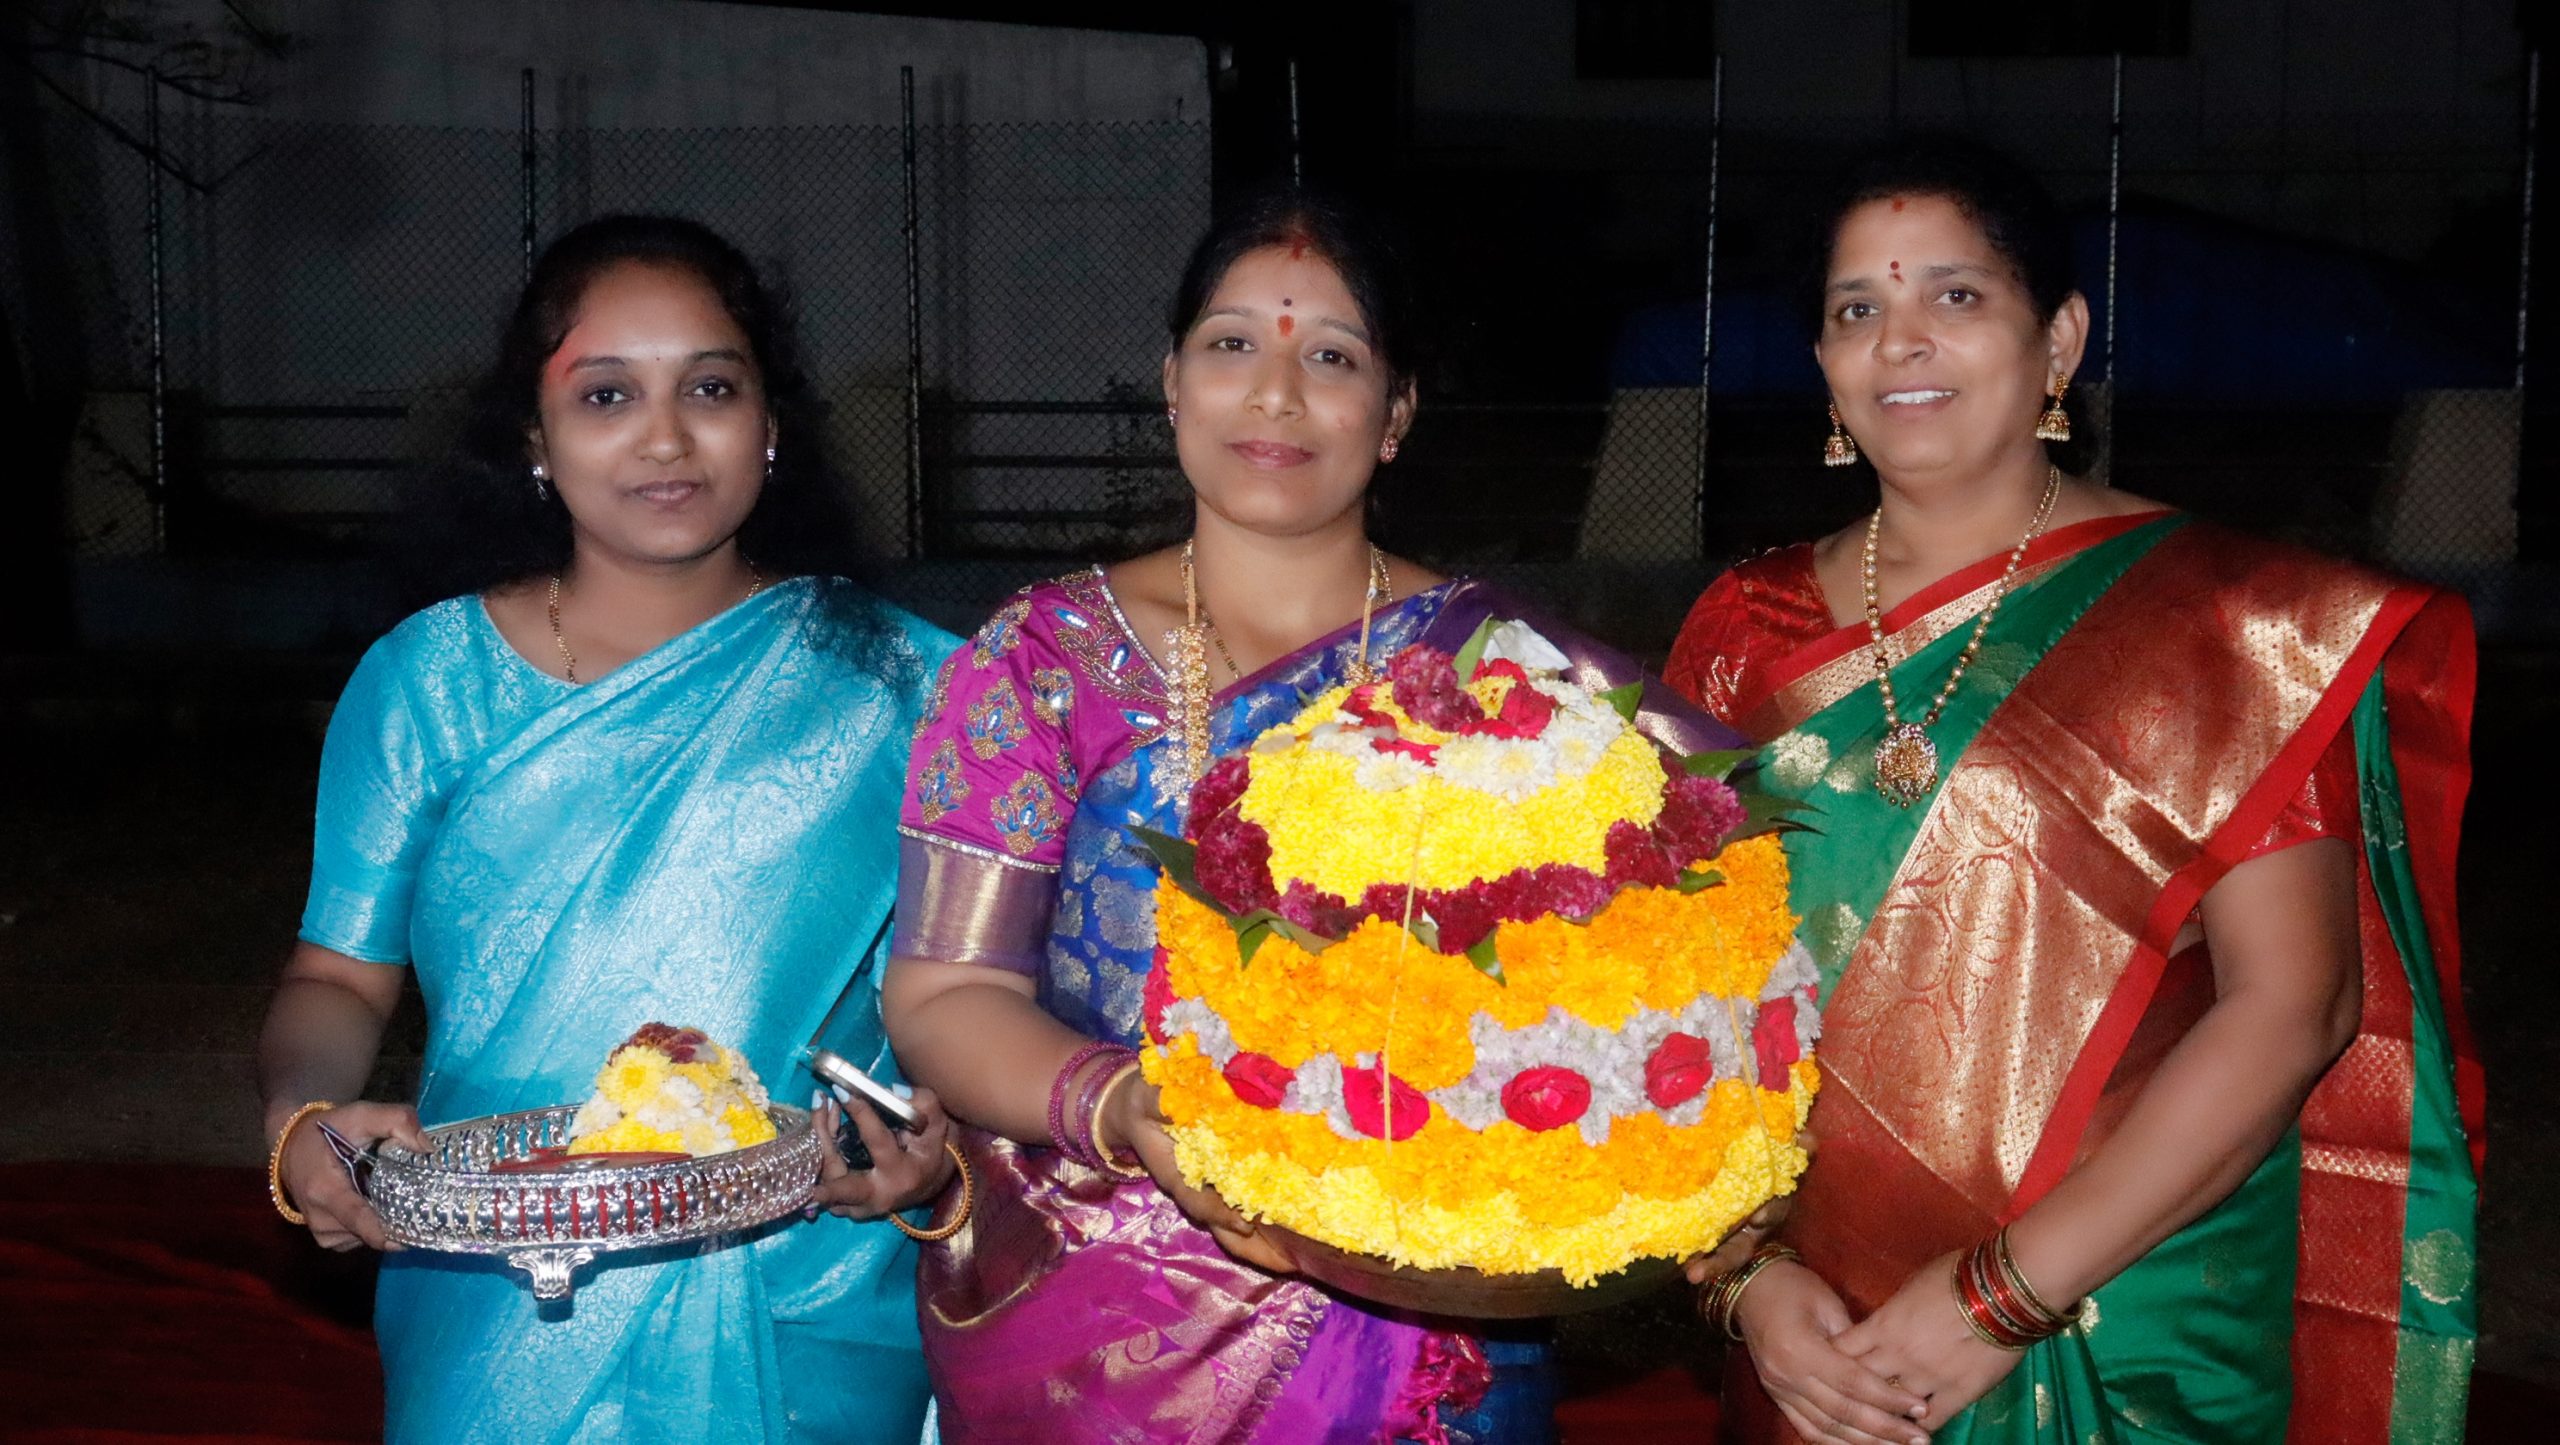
(1434, 733, 1560, 802)
(1479, 620, 1573, 674)
(1355, 748, 1428, 792)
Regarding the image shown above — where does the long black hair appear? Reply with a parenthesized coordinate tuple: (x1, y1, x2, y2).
(404, 214, 859, 601)
(1809, 136, 2096, 472)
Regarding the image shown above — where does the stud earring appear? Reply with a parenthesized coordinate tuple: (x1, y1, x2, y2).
(1823, 403, 1859, 468)
(1165, 405, 1178, 427)
(2035, 375, 2072, 443)
(1379, 436, 1400, 464)
(531, 463, 549, 501)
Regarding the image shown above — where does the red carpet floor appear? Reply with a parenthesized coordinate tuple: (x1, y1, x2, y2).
(1, 1163, 2544, 1442)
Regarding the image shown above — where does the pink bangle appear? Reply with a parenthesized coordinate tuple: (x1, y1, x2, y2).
(1049, 1040, 1120, 1157)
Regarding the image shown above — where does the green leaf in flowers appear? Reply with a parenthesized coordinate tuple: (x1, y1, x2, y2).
(1130, 825, 1222, 911)
(1679, 749, 1754, 782)
(1230, 909, 1334, 967)
(1463, 930, 1507, 985)
(1597, 680, 1646, 723)
(1729, 791, 1820, 841)
(1676, 867, 1725, 893)
(1451, 616, 1503, 683)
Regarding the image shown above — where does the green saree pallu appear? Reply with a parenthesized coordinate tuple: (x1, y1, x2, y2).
(1669, 514, 2482, 1443)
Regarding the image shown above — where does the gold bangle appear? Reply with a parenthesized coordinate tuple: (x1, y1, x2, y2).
(1708, 1242, 1800, 1342)
(266, 1100, 336, 1225)
(891, 1140, 975, 1244)
(1084, 1061, 1151, 1179)
(1996, 1226, 2081, 1326)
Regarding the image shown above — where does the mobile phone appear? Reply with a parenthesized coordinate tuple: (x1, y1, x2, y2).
(806, 1047, 925, 1151)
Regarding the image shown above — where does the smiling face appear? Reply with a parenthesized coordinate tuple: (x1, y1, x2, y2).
(528, 260, 773, 570)
(1161, 243, 1413, 539)
(1818, 193, 2085, 482)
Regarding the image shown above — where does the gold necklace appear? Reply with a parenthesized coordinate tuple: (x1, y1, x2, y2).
(1170, 541, 1391, 789)
(547, 564, 766, 685)
(1862, 467, 2060, 807)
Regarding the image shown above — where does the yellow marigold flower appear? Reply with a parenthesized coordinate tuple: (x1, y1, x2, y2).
(1242, 730, 1666, 898)
(598, 1046, 675, 1110)
(723, 1104, 777, 1149)
(566, 1117, 684, 1156)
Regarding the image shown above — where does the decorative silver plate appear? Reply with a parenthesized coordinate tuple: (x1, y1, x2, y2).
(365, 1103, 820, 1300)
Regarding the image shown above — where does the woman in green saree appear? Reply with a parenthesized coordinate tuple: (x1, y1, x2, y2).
(1666, 141, 2481, 1444)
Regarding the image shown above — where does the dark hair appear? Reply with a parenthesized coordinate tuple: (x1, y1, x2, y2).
(1810, 136, 2093, 469)
(1166, 187, 1420, 391)
(404, 214, 859, 601)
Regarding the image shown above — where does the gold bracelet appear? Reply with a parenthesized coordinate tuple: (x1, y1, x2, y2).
(266, 1100, 337, 1225)
(1706, 1243, 1800, 1342)
(1995, 1226, 2082, 1326)
(1084, 1062, 1152, 1179)
(891, 1140, 975, 1244)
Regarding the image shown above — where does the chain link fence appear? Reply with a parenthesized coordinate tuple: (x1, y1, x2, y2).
(10, 61, 2542, 657)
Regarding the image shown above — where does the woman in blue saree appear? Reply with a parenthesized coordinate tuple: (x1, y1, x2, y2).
(256, 216, 961, 1444)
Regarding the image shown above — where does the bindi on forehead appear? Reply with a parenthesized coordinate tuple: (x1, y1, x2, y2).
(1890, 198, 1907, 212)
(1277, 314, 1295, 336)
(1889, 260, 1902, 282)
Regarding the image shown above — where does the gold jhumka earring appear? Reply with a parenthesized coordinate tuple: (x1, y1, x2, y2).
(2035, 376, 2073, 443)
(1823, 403, 1859, 467)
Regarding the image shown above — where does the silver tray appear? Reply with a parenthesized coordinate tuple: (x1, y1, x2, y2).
(365, 1102, 820, 1300)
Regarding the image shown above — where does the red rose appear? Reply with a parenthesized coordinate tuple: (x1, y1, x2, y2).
(1500, 1065, 1592, 1133)
(1370, 735, 1440, 762)
(1753, 997, 1803, 1085)
(1644, 1032, 1713, 1108)
(1143, 947, 1178, 1043)
(1466, 663, 1559, 739)
(1223, 1051, 1295, 1109)
(1341, 1061, 1431, 1141)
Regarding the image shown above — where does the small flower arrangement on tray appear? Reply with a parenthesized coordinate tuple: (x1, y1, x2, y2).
(1137, 620, 1820, 1309)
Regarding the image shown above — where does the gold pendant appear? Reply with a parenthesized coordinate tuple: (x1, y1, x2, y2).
(1873, 722, 1940, 808)
(1168, 622, 1213, 790)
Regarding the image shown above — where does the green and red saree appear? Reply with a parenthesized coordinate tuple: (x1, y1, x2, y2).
(1667, 512, 2482, 1442)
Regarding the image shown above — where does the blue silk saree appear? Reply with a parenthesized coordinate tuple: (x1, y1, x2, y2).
(300, 577, 955, 1445)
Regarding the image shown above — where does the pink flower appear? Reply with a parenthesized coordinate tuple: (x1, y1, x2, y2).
(1528, 863, 1614, 919)
(1143, 947, 1177, 1044)
(1423, 888, 1501, 954)
(1341, 1062, 1431, 1141)
(1223, 1051, 1295, 1109)
(1603, 820, 1679, 890)
(1388, 645, 1476, 732)
(1274, 880, 1357, 938)
(1644, 1032, 1713, 1108)
(1658, 770, 1746, 862)
(1500, 1066, 1592, 1132)
(1355, 882, 1419, 927)
(1194, 817, 1278, 913)
(1192, 755, 1253, 825)
(1753, 997, 1803, 1085)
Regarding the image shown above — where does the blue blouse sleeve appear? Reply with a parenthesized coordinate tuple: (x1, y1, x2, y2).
(298, 633, 444, 963)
